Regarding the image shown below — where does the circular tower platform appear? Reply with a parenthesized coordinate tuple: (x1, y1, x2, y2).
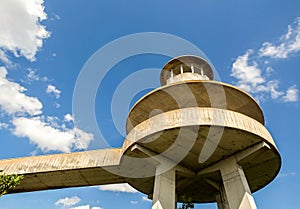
(120, 55, 281, 206)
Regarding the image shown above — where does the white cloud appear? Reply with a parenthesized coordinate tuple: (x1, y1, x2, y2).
(0, 0, 50, 61)
(142, 196, 152, 202)
(71, 127, 94, 150)
(267, 81, 284, 99)
(64, 113, 74, 122)
(55, 196, 81, 207)
(0, 122, 9, 130)
(130, 200, 138, 204)
(49, 13, 61, 22)
(27, 68, 40, 82)
(278, 172, 296, 178)
(231, 18, 300, 103)
(12, 116, 93, 152)
(99, 183, 138, 193)
(0, 67, 42, 115)
(231, 52, 296, 102)
(283, 85, 298, 102)
(46, 84, 61, 99)
(259, 17, 300, 58)
(69, 205, 89, 209)
(231, 50, 265, 92)
(69, 205, 103, 209)
(13, 117, 73, 152)
(0, 49, 11, 65)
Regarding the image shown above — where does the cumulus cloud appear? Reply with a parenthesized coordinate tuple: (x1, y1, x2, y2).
(259, 18, 300, 59)
(99, 183, 138, 193)
(12, 116, 93, 152)
(231, 50, 265, 92)
(231, 51, 286, 101)
(0, 67, 42, 115)
(46, 84, 61, 99)
(0, 0, 50, 61)
(231, 18, 299, 103)
(55, 196, 81, 207)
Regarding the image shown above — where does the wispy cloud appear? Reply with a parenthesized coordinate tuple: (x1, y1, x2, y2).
(69, 205, 103, 209)
(130, 200, 138, 204)
(0, 122, 8, 130)
(231, 17, 299, 103)
(70, 206, 89, 209)
(54, 196, 103, 209)
(27, 69, 39, 82)
(22, 68, 49, 85)
(99, 183, 138, 193)
(283, 85, 298, 102)
(55, 196, 81, 208)
(259, 18, 300, 59)
(46, 84, 61, 99)
(0, 0, 50, 61)
(278, 172, 296, 178)
(26, 68, 42, 82)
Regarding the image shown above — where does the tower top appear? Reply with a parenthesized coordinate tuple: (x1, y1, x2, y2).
(160, 55, 214, 86)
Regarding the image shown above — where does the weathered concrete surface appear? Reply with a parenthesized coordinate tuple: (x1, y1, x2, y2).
(0, 149, 125, 193)
(122, 107, 281, 203)
(166, 72, 209, 85)
(152, 167, 176, 209)
(160, 55, 214, 85)
(126, 81, 265, 133)
(220, 158, 256, 209)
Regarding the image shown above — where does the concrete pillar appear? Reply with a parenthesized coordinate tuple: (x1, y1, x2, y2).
(152, 166, 176, 209)
(220, 159, 257, 209)
(216, 184, 229, 209)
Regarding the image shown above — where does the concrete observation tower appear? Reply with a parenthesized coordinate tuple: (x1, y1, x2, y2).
(122, 55, 281, 209)
(0, 55, 281, 209)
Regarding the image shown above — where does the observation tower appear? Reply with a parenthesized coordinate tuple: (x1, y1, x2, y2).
(0, 55, 281, 209)
(121, 55, 281, 209)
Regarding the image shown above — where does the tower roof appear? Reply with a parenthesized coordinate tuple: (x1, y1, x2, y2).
(160, 55, 214, 85)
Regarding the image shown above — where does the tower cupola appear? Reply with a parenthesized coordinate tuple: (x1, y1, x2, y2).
(160, 55, 214, 86)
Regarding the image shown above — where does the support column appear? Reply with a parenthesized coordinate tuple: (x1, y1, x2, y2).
(152, 166, 176, 209)
(220, 158, 257, 209)
(216, 184, 229, 209)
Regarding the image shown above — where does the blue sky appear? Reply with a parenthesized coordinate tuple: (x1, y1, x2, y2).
(0, 0, 299, 208)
